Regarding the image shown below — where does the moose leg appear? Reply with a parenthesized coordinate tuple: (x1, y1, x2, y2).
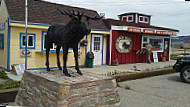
(73, 46, 82, 75)
(56, 46, 62, 70)
(63, 45, 71, 77)
(45, 47, 50, 71)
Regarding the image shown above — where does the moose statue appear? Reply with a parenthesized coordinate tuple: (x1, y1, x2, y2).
(45, 8, 103, 77)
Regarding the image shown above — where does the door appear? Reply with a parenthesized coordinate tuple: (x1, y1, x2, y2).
(92, 34, 103, 65)
(164, 41, 169, 56)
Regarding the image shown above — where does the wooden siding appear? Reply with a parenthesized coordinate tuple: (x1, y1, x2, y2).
(108, 30, 170, 65)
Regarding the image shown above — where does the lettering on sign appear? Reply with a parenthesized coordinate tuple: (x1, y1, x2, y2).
(116, 36, 132, 53)
(143, 29, 155, 34)
(128, 27, 141, 33)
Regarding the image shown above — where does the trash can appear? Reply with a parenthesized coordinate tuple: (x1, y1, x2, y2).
(86, 52, 94, 68)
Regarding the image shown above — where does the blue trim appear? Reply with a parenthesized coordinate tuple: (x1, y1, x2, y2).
(0, 66, 8, 71)
(20, 33, 36, 49)
(102, 35, 104, 65)
(0, 34, 4, 49)
(91, 29, 110, 32)
(7, 18, 11, 71)
(41, 31, 79, 53)
(106, 35, 108, 65)
(90, 34, 92, 52)
(10, 20, 51, 27)
(41, 31, 46, 52)
(85, 35, 88, 66)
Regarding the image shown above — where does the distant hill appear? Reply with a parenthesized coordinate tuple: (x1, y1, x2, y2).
(171, 35, 190, 43)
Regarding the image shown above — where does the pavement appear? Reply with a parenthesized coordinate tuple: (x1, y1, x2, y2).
(81, 60, 176, 75)
(5, 60, 176, 82)
(118, 73, 190, 107)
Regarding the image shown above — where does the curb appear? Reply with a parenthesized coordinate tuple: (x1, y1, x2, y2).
(112, 68, 176, 82)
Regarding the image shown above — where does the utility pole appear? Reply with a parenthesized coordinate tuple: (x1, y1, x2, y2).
(25, 0, 28, 70)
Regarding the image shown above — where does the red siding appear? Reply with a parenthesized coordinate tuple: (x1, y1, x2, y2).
(110, 30, 148, 64)
(107, 30, 171, 65)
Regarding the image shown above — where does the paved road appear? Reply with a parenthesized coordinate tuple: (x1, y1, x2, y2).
(118, 73, 190, 107)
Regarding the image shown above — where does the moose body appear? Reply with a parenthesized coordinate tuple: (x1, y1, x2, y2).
(45, 9, 102, 77)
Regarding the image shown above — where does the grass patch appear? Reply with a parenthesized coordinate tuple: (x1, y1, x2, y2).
(0, 79, 20, 90)
(171, 53, 190, 60)
(0, 69, 21, 90)
(0, 69, 8, 79)
(125, 85, 131, 90)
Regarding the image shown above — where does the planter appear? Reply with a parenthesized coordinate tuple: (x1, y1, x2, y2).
(161, 57, 166, 62)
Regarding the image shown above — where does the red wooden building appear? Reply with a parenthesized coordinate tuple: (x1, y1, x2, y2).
(103, 13, 179, 65)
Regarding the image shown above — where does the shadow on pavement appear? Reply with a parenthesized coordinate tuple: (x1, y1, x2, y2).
(167, 75, 182, 83)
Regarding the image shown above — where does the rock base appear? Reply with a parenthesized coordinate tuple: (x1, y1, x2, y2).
(15, 69, 120, 107)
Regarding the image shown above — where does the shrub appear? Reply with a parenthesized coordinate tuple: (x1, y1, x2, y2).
(0, 79, 20, 90)
(0, 69, 8, 79)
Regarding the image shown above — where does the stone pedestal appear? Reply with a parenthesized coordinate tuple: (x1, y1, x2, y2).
(15, 69, 120, 107)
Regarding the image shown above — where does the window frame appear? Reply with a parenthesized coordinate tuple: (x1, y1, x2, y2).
(126, 15, 133, 22)
(141, 35, 164, 52)
(139, 16, 149, 23)
(41, 31, 80, 53)
(20, 33, 36, 49)
(0, 34, 4, 49)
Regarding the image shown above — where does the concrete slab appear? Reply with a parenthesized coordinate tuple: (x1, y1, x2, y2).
(4, 60, 176, 82)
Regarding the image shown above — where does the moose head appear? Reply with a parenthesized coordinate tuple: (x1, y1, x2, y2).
(45, 8, 103, 77)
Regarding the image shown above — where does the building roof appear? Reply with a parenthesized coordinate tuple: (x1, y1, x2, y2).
(103, 18, 179, 32)
(4, 0, 108, 30)
(118, 12, 152, 17)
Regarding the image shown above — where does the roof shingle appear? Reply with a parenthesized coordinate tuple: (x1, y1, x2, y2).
(103, 18, 179, 32)
(5, 0, 108, 30)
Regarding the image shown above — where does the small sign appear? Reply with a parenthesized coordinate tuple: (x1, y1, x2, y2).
(0, 22, 5, 30)
(13, 63, 25, 75)
(143, 29, 155, 34)
(20, 50, 32, 57)
(153, 52, 158, 63)
(116, 36, 132, 53)
(128, 27, 141, 33)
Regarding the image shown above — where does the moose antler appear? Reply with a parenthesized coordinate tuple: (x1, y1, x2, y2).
(56, 8, 84, 20)
(83, 14, 104, 21)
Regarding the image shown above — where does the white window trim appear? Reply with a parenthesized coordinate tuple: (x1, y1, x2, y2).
(42, 31, 80, 51)
(122, 16, 127, 21)
(126, 15, 133, 22)
(141, 35, 164, 52)
(42, 32, 59, 51)
(20, 33, 35, 49)
(139, 16, 149, 23)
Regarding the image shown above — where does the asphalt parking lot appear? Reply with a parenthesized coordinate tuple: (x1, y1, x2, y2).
(118, 73, 190, 107)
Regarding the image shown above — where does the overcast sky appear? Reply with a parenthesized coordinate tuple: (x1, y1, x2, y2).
(44, 0, 190, 36)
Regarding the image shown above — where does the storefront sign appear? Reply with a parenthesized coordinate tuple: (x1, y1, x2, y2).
(128, 27, 141, 33)
(112, 26, 178, 36)
(116, 36, 132, 53)
(156, 31, 167, 35)
(143, 29, 155, 34)
(0, 22, 5, 30)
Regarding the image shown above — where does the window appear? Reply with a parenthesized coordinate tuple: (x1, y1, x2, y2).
(20, 33, 35, 49)
(142, 36, 164, 52)
(42, 31, 80, 52)
(126, 15, 133, 22)
(139, 16, 149, 23)
(42, 32, 57, 51)
(0, 34, 4, 49)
